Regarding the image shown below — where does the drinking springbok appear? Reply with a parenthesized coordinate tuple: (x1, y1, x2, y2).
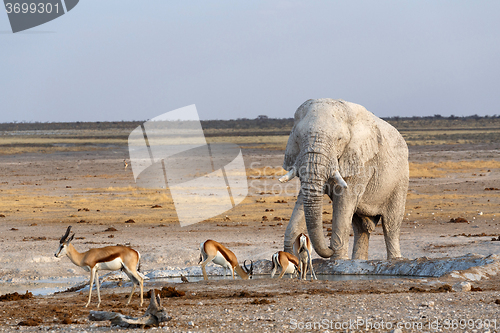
(270, 251, 300, 279)
(199, 240, 253, 280)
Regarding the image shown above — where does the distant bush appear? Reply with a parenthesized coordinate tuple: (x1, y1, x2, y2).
(0, 115, 498, 132)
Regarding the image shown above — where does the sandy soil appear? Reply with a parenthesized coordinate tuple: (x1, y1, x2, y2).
(0, 142, 499, 332)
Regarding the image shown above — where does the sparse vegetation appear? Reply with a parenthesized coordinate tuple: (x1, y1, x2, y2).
(0, 115, 499, 155)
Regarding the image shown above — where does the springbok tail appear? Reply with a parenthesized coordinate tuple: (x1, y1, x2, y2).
(299, 234, 307, 252)
(273, 253, 281, 269)
(270, 253, 279, 278)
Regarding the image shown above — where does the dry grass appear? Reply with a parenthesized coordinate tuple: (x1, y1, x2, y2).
(246, 166, 286, 177)
(409, 160, 500, 178)
(1, 121, 499, 156)
(0, 185, 178, 225)
(0, 146, 108, 155)
(402, 128, 500, 146)
(206, 135, 288, 150)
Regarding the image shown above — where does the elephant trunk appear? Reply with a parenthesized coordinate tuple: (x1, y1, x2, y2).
(300, 152, 335, 258)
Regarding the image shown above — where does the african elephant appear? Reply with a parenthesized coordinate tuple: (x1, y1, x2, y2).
(281, 99, 408, 260)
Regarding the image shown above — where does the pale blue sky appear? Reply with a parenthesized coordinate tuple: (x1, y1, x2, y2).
(1, 1, 499, 122)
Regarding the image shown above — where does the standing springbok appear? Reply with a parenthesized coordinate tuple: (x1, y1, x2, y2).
(199, 240, 253, 280)
(270, 251, 300, 279)
(54, 226, 144, 307)
(293, 233, 318, 280)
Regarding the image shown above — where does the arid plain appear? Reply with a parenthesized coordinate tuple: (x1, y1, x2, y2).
(0, 118, 499, 332)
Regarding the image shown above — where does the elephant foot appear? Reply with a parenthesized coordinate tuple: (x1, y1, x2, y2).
(387, 256, 407, 261)
(329, 254, 349, 261)
(329, 250, 349, 261)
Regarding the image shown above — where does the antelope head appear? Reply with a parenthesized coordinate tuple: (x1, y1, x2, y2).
(242, 260, 254, 279)
(55, 226, 74, 258)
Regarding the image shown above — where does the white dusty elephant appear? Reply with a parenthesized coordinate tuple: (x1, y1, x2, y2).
(281, 99, 409, 260)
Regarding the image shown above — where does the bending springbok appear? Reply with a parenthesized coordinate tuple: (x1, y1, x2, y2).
(270, 251, 300, 279)
(293, 233, 318, 280)
(54, 226, 144, 307)
(199, 240, 253, 280)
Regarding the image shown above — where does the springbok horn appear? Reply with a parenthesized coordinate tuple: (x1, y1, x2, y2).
(243, 260, 250, 272)
(60, 226, 72, 243)
(333, 170, 348, 189)
(279, 167, 297, 183)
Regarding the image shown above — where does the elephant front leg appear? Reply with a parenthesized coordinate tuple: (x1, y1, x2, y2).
(329, 196, 356, 260)
(283, 192, 306, 254)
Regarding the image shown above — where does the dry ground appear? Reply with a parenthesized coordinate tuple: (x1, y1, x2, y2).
(0, 132, 499, 331)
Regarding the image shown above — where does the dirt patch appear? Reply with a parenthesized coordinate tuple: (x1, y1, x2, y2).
(409, 284, 452, 293)
(453, 233, 496, 237)
(18, 318, 43, 326)
(222, 242, 252, 247)
(449, 217, 469, 223)
(232, 291, 273, 298)
(145, 287, 185, 298)
(0, 291, 33, 302)
(249, 298, 274, 305)
(22, 236, 47, 241)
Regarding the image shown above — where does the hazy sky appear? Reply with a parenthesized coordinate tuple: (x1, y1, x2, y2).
(1, 1, 499, 122)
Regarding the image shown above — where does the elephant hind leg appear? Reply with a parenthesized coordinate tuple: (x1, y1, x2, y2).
(352, 214, 373, 260)
(381, 196, 405, 259)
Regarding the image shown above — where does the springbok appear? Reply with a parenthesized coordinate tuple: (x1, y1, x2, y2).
(54, 226, 144, 307)
(270, 251, 300, 279)
(293, 233, 318, 280)
(199, 240, 253, 280)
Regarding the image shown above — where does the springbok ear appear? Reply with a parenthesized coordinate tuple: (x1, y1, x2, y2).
(338, 120, 379, 178)
(68, 233, 75, 243)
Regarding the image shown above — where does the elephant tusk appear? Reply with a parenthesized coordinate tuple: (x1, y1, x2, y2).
(279, 167, 297, 183)
(333, 170, 348, 188)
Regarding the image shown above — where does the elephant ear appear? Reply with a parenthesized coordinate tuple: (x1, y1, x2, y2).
(283, 127, 300, 170)
(283, 100, 313, 170)
(338, 119, 380, 178)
